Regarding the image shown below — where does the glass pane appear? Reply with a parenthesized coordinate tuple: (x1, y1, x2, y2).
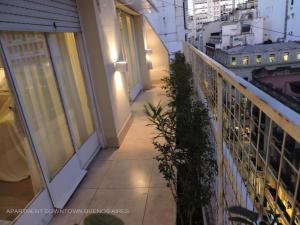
(284, 134, 300, 170)
(118, 11, 140, 98)
(0, 55, 43, 222)
(0, 32, 74, 179)
(48, 33, 95, 148)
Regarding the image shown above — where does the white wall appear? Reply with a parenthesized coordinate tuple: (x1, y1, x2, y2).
(145, 0, 186, 54)
(144, 18, 170, 84)
(201, 21, 222, 50)
(251, 17, 264, 44)
(286, 0, 300, 41)
(78, 0, 154, 146)
(258, 0, 287, 42)
(258, 0, 300, 42)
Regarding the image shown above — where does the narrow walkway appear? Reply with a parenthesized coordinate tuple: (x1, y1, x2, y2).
(49, 84, 175, 225)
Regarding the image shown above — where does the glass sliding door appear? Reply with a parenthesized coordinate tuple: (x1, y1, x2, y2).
(0, 50, 45, 224)
(0, 32, 86, 208)
(118, 11, 142, 100)
(47, 33, 96, 149)
(0, 32, 75, 179)
(47, 32, 100, 165)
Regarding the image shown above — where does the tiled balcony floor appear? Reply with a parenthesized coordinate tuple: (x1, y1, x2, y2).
(49, 84, 176, 225)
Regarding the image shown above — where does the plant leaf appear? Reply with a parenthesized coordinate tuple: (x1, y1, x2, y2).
(228, 216, 254, 225)
(228, 206, 259, 222)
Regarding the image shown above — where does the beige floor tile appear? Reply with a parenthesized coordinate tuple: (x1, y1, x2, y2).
(143, 188, 176, 225)
(99, 160, 154, 189)
(88, 188, 148, 225)
(48, 188, 96, 225)
(80, 161, 112, 189)
(149, 161, 168, 188)
(93, 148, 118, 161)
(49, 84, 175, 225)
(113, 151, 156, 160)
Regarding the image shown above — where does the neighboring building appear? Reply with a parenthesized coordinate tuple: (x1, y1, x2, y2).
(186, 0, 234, 42)
(252, 67, 300, 113)
(194, 0, 233, 24)
(145, 0, 186, 54)
(253, 67, 300, 100)
(213, 42, 300, 79)
(194, 1, 262, 52)
(258, 0, 300, 42)
(0, 1, 169, 225)
(220, 17, 263, 49)
(197, 21, 223, 51)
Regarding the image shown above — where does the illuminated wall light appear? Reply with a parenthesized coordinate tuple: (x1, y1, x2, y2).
(110, 44, 118, 63)
(114, 61, 128, 73)
(145, 48, 152, 54)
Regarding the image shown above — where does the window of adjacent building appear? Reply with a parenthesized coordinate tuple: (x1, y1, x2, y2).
(269, 54, 276, 63)
(242, 56, 249, 65)
(256, 55, 262, 64)
(231, 56, 237, 65)
(283, 52, 289, 61)
(297, 52, 300, 60)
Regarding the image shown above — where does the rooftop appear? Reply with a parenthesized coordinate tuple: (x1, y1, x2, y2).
(223, 41, 300, 54)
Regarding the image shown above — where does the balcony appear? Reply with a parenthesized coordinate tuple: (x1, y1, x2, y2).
(40, 40, 300, 225)
(183, 42, 300, 225)
(49, 82, 176, 225)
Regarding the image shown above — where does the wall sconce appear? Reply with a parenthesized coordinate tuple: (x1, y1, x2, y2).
(145, 49, 152, 55)
(147, 61, 153, 70)
(114, 61, 128, 73)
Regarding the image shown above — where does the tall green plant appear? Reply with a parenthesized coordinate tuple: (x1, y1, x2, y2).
(145, 52, 217, 225)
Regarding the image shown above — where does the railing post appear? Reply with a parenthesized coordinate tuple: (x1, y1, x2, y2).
(217, 73, 224, 225)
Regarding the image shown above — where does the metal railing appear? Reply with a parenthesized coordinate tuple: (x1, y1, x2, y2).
(183, 42, 300, 225)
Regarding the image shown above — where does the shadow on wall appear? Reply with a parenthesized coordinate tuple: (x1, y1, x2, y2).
(144, 17, 170, 84)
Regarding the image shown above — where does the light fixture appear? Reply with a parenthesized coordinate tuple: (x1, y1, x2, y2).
(145, 49, 152, 55)
(114, 61, 128, 73)
(147, 61, 153, 70)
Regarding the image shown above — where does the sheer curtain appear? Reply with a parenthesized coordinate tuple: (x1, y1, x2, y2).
(0, 55, 43, 194)
(0, 32, 74, 179)
(47, 33, 94, 148)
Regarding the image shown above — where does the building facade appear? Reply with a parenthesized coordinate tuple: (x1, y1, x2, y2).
(193, 1, 262, 53)
(213, 42, 300, 80)
(0, 1, 168, 225)
(145, 0, 186, 54)
(258, 0, 300, 42)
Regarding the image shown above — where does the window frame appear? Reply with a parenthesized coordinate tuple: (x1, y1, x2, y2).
(269, 53, 276, 63)
(283, 52, 289, 62)
(231, 56, 237, 66)
(242, 55, 249, 65)
(255, 55, 262, 64)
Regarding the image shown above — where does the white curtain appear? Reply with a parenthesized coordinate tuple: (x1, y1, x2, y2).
(0, 93, 29, 182)
(0, 58, 42, 194)
(47, 33, 94, 148)
(0, 32, 74, 180)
